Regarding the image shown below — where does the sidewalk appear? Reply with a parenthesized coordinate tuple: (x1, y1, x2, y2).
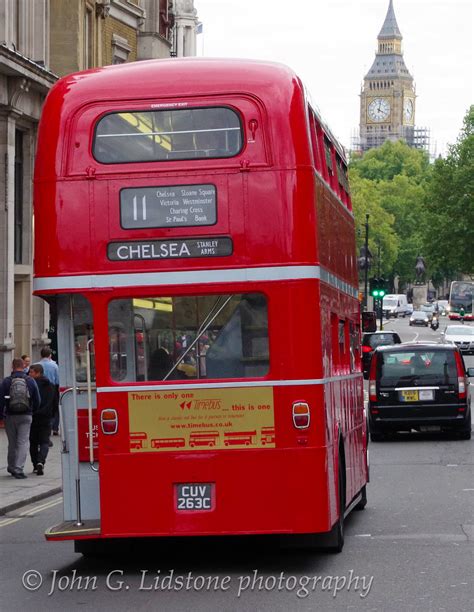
(0, 427, 62, 515)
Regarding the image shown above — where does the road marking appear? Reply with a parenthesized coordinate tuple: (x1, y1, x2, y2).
(351, 533, 467, 542)
(0, 497, 62, 528)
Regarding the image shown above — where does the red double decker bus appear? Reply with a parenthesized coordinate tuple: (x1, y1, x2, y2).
(34, 58, 368, 553)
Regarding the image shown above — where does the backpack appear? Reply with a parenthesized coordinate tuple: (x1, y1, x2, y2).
(8, 377, 30, 414)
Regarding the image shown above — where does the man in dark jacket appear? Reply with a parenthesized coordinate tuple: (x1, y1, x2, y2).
(0, 358, 41, 479)
(28, 364, 56, 475)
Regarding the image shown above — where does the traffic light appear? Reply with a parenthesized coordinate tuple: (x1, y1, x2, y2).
(370, 277, 387, 298)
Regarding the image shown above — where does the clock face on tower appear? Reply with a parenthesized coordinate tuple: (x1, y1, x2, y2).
(403, 98, 414, 121)
(367, 98, 391, 122)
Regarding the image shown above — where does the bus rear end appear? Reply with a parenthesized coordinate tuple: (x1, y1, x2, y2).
(34, 58, 367, 553)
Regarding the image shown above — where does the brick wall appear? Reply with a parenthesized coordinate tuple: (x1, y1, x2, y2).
(102, 18, 138, 65)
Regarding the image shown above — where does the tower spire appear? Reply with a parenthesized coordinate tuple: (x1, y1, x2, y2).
(378, 0, 402, 40)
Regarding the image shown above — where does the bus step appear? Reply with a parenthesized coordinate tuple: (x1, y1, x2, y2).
(45, 520, 101, 540)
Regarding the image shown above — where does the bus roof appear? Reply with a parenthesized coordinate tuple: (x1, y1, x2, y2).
(41, 57, 347, 162)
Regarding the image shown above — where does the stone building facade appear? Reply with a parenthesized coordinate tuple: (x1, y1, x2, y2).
(0, 0, 56, 375)
(0, 0, 199, 375)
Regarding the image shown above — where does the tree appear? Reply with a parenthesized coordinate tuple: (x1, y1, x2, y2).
(350, 139, 430, 182)
(350, 140, 431, 288)
(349, 171, 398, 278)
(424, 106, 474, 274)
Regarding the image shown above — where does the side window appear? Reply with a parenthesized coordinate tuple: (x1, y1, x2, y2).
(349, 322, 360, 372)
(338, 320, 345, 354)
(324, 135, 339, 193)
(308, 110, 322, 172)
(336, 154, 350, 206)
(323, 136, 333, 178)
(331, 314, 340, 371)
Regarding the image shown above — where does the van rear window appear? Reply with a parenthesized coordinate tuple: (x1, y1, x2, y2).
(94, 107, 242, 164)
(379, 350, 457, 387)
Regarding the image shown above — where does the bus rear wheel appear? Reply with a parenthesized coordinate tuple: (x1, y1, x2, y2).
(355, 485, 367, 510)
(324, 458, 345, 553)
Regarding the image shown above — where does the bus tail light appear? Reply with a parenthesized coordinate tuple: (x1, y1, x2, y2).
(292, 402, 310, 429)
(101, 409, 118, 434)
(454, 352, 466, 399)
(369, 353, 378, 401)
(362, 345, 372, 353)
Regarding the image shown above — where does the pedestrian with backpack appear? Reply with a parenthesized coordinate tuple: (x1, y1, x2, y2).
(0, 358, 40, 479)
(28, 363, 55, 475)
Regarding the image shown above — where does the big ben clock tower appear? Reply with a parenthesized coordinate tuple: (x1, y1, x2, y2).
(359, 0, 416, 151)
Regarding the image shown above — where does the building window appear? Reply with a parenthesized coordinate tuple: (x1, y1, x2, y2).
(14, 130, 24, 265)
(159, 0, 173, 40)
(111, 34, 131, 65)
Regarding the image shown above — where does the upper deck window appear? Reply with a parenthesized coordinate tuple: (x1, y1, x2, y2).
(336, 155, 350, 193)
(93, 106, 242, 164)
(323, 136, 333, 176)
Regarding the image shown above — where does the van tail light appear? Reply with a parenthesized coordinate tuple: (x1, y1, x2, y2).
(454, 352, 466, 399)
(362, 345, 372, 354)
(369, 353, 378, 401)
(101, 409, 118, 434)
(292, 402, 310, 429)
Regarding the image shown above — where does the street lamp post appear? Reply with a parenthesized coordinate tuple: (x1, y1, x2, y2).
(363, 214, 369, 311)
(377, 240, 383, 330)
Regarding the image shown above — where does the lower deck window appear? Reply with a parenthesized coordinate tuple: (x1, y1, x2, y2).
(108, 293, 269, 382)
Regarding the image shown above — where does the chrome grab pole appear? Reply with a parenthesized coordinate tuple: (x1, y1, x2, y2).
(58, 387, 77, 454)
(133, 313, 148, 379)
(69, 298, 83, 527)
(86, 338, 98, 472)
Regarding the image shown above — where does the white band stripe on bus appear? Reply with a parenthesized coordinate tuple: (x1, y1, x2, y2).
(33, 265, 359, 298)
(97, 373, 363, 394)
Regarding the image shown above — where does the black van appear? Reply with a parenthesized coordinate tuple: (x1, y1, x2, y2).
(368, 343, 473, 440)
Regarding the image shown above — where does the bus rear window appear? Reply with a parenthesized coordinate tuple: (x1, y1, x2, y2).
(93, 107, 242, 163)
(108, 293, 269, 382)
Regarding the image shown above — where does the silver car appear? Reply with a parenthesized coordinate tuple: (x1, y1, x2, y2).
(443, 325, 474, 354)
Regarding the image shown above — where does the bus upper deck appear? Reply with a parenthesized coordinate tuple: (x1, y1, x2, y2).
(34, 58, 356, 291)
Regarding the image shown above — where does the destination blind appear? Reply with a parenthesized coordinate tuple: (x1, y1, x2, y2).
(120, 184, 217, 229)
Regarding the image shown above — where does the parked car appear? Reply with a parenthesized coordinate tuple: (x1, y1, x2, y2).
(409, 311, 430, 327)
(367, 343, 473, 440)
(442, 325, 474, 355)
(362, 331, 402, 378)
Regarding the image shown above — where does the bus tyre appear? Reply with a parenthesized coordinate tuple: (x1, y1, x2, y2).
(74, 539, 102, 558)
(325, 459, 345, 553)
(355, 485, 367, 510)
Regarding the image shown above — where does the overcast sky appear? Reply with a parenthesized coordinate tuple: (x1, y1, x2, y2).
(194, 0, 473, 156)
